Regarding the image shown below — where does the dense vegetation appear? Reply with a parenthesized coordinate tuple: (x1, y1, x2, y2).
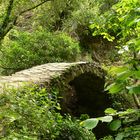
(0, 0, 140, 139)
(0, 86, 95, 139)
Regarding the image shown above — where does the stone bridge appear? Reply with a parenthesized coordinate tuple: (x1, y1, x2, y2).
(0, 62, 111, 117)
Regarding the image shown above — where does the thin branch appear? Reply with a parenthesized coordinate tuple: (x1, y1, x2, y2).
(12, 0, 51, 27)
(19, 0, 50, 16)
(11, 0, 51, 27)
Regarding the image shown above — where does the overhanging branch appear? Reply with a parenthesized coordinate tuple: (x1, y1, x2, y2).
(19, 0, 51, 16)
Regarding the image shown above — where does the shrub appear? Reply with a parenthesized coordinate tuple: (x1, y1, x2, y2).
(0, 85, 95, 140)
(115, 125, 140, 140)
(56, 116, 95, 140)
(0, 29, 81, 75)
(0, 86, 60, 139)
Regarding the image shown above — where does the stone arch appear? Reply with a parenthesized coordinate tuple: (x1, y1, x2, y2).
(0, 62, 113, 138)
(45, 62, 112, 117)
(0, 62, 111, 117)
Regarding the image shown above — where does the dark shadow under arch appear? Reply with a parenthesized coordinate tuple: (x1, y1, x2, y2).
(61, 72, 112, 139)
(64, 72, 112, 117)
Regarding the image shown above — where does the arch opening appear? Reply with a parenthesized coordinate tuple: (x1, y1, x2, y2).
(60, 72, 112, 138)
(62, 72, 112, 117)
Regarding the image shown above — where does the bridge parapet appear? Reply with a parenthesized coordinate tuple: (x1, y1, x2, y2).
(0, 62, 104, 93)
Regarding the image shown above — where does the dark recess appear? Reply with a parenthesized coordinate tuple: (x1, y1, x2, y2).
(62, 72, 112, 139)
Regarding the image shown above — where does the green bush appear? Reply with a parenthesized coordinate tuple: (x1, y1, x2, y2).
(115, 125, 140, 140)
(100, 135, 114, 140)
(56, 116, 95, 140)
(0, 29, 81, 75)
(0, 85, 95, 140)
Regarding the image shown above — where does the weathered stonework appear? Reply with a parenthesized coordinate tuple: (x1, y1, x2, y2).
(0, 61, 109, 114)
(0, 62, 104, 93)
(0, 62, 111, 118)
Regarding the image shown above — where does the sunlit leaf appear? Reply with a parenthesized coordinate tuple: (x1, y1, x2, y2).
(106, 83, 123, 94)
(134, 70, 140, 79)
(101, 32, 115, 42)
(81, 118, 99, 130)
(105, 108, 117, 115)
(135, 40, 140, 50)
(89, 24, 99, 29)
(127, 85, 140, 94)
(117, 70, 132, 81)
(117, 109, 136, 116)
(109, 66, 128, 76)
(98, 116, 113, 122)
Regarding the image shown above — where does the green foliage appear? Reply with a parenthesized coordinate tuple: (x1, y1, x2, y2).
(109, 119, 121, 131)
(55, 116, 96, 140)
(0, 86, 95, 140)
(33, 0, 100, 31)
(89, 0, 140, 65)
(81, 118, 99, 130)
(0, 85, 59, 139)
(0, 0, 140, 139)
(0, 0, 52, 41)
(90, 0, 140, 41)
(80, 116, 113, 130)
(0, 86, 61, 139)
(96, 0, 140, 110)
(100, 135, 114, 140)
(0, 29, 81, 74)
(115, 125, 140, 140)
(105, 65, 140, 98)
(106, 108, 140, 139)
(81, 107, 140, 139)
(104, 108, 117, 115)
